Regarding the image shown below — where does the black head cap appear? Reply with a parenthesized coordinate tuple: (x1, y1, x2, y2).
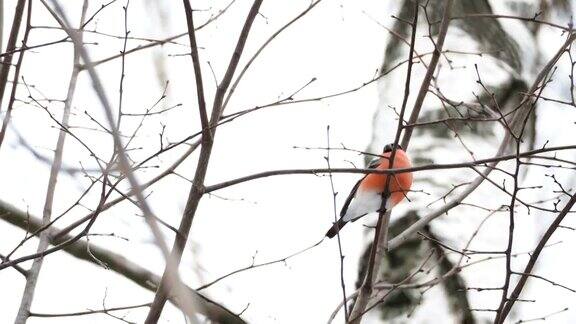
(383, 143, 403, 153)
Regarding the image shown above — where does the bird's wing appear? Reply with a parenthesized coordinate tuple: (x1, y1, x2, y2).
(367, 156, 381, 169)
(339, 159, 379, 217)
(339, 178, 363, 217)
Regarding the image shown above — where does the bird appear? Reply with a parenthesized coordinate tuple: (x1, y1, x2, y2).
(325, 143, 413, 238)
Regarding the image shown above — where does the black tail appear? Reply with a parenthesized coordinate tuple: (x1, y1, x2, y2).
(326, 218, 348, 238)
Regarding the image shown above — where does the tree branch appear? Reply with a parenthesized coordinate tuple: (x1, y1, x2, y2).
(400, 0, 453, 149)
(42, 1, 201, 320)
(497, 193, 576, 322)
(348, 1, 421, 320)
(0, 200, 246, 324)
(145, 1, 263, 322)
(0, 0, 26, 110)
(15, 1, 84, 322)
(0, 0, 30, 151)
(203, 144, 576, 192)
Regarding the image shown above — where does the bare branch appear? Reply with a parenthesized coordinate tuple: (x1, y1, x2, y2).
(0, 0, 26, 109)
(145, 1, 264, 321)
(15, 1, 85, 322)
(497, 193, 576, 321)
(0, 200, 247, 324)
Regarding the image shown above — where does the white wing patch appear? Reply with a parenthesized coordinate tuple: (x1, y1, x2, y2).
(342, 189, 391, 222)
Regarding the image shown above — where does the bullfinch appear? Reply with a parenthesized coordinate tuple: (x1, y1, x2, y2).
(326, 143, 413, 238)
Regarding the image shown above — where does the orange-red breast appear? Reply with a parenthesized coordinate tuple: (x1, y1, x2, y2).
(326, 143, 413, 238)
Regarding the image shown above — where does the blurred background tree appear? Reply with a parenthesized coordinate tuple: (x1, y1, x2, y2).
(359, 1, 573, 322)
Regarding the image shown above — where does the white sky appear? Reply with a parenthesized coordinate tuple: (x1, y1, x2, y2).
(1, 0, 576, 323)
